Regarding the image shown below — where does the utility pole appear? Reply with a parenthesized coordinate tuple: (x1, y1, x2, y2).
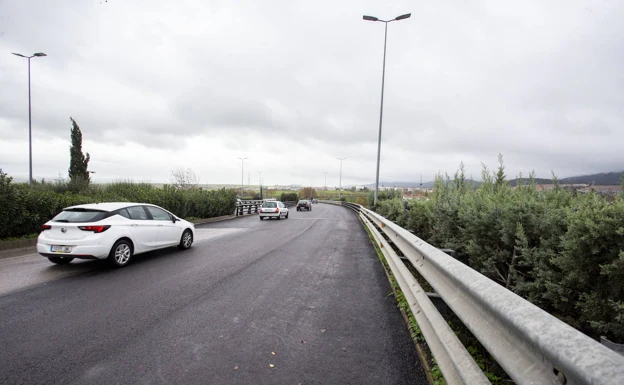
(362, 13, 411, 205)
(337, 157, 346, 197)
(238, 157, 247, 196)
(323, 172, 328, 189)
(12, 52, 47, 186)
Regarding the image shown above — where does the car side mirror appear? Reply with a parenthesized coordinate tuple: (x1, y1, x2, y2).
(172, 217, 177, 223)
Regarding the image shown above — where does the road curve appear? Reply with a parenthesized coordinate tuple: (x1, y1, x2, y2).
(0, 203, 426, 385)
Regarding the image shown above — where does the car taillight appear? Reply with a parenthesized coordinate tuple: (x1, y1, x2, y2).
(42, 224, 52, 231)
(275, 208, 279, 213)
(78, 225, 111, 233)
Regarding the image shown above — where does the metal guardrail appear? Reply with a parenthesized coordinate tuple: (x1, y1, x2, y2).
(235, 200, 263, 216)
(322, 201, 624, 385)
(235, 200, 296, 216)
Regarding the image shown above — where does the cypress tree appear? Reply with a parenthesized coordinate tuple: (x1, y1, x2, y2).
(68, 117, 90, 184)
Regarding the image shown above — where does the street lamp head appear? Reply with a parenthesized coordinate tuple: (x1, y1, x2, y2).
(33, 52, 47, 57)
(363, 15, 379, 21)
(394, 13, 411, 20)
(12, 52, 27, 58)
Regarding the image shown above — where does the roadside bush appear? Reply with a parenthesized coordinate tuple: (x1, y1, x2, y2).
(280, 192, 298, 202)
(368, 188, 402, 207)
(0, 171, 236, 240)
(373, 161, 624, 342)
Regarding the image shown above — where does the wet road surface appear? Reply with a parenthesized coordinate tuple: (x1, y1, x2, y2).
(0, 203, 426, 385)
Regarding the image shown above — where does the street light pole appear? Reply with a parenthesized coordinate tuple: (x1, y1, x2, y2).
(337, 158, 346, 193)
(238, 157, 247, 196)
(323, 172, 328, 189)
(12, 52, 47, 186)
(363, 13, 410, 205)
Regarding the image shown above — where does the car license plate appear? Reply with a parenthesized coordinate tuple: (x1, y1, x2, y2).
(51, 245, 72, 253)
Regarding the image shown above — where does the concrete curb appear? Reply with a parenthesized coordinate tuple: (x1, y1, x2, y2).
(0, 238, 37, 253)
(190, 215, 237, 225)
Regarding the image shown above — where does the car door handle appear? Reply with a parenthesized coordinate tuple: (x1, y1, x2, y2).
(131, 224, 138, 227)
(158, 224, 163, 227)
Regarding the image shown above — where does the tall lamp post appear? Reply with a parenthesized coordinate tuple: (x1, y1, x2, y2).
(363, 13, 410, 205)
(12, 52, 47, 186)
(323, 172, 329, 189)
(337, 157, 346, 196)
(238, 157, 247, 196)
(257, 170, 263, 199)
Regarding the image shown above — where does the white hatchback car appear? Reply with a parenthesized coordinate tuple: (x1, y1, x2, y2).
(37, 202, 195, 267)
(259, 201, 289, 220)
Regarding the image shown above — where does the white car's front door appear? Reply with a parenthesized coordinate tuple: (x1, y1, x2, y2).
(145, 206, 181, 246)
(126, 206, 160, 251)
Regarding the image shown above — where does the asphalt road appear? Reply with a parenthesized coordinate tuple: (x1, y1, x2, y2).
(0, 203, 426, 385)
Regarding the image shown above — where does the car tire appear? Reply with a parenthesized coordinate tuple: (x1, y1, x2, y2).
(260, 216, 264, 220)
(178, 229, 193, 250)
(286, 212, 289, 219)
(109, 239, 133, 268)
(48, 256, 74, 265)
(277, 213, 282, 220)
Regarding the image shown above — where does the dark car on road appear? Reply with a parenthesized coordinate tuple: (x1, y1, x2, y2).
(296, 200, 312, 211)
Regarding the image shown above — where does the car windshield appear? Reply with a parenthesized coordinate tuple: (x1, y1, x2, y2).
(52, 209, 108, 223)
(263, 202, 277, 208)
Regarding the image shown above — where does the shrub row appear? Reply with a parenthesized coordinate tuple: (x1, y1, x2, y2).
(280, 192, 298, 202)
(0, 170, 237, 239)
(374, 165, 624, 342)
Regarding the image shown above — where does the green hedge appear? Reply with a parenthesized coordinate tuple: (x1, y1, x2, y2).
(280, 192, 298, 202)
(375, 165, 624, 342)
(0, 170, 237, 239)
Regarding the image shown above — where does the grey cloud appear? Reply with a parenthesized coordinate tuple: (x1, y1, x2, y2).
(1, 0, 624, 184)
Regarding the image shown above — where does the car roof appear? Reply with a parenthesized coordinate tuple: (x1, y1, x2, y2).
(63, 202, 154, 212)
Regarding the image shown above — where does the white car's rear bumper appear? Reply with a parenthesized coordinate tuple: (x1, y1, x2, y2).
(37, 238, 111, 259)
(259, 212, 281, 218)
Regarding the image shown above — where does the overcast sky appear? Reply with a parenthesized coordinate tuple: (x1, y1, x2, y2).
(1, 0, 622, 187)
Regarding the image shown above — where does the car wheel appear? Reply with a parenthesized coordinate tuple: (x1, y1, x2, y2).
(109, 240, 133, 268)
(178, 229, 193, 250)
(277, 213, 282, 220)
(260, 216, 264, 220)
(286, 212, 289, 219)
(48, 256, 74, 265)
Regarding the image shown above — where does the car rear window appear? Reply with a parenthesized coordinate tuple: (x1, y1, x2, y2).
(298, 200, 307, 204)
(263, 202, 277, 208)
(52, 209, 108, 223)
